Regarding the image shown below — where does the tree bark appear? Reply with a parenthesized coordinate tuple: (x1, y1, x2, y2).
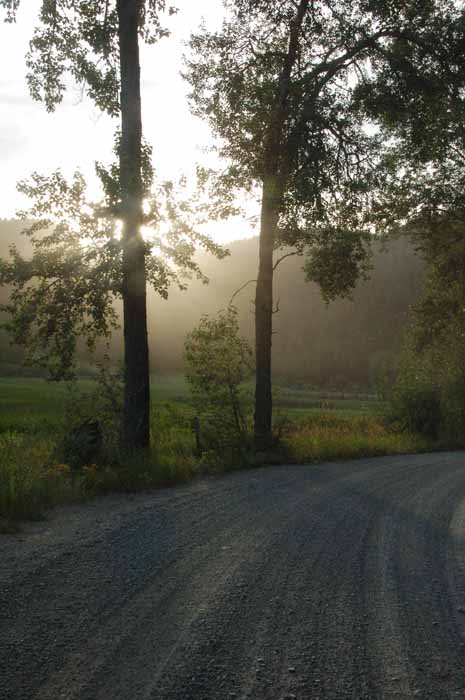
(254, 177, 279, 447)
(254, 0, 310, 446)
(117, 0, 151, 448)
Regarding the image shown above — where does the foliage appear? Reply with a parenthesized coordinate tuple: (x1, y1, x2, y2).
(65, 363, 124, 441)
(0, 1, 229, 448)
(0, 431, 79, 530)
(388, 294, 465, 439)
(389, 377, 443, 439)
(0, 1, 177, 116)
(0, 228, 424, 390)
(184, 0, 461, 299)
(368, 51, 465, 442)
(55, 366, 193, 477)
(184, 307, 254, 449)
(57, 365, 123, 468)
(185, 0, 463, 443)
(0, 164, 226, 380)
(304, 228, 371, 304)
(354, 5, 464, 168)
(0, 172, 119, 379)
(386, 219, 465, 439)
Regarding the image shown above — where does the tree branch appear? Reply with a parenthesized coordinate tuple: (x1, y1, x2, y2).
(273, 251, 297, 270)
(229, 278, 257, 306)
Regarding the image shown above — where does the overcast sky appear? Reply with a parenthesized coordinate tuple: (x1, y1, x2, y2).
(0, 0, 255, 243)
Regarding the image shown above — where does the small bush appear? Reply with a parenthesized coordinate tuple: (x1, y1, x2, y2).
(61, 419, 103, 471)
(0, 432, 79, 529)
(389, 384, 442, 438)
(59, 365, 123, 467)
(184, 307, 254, 454)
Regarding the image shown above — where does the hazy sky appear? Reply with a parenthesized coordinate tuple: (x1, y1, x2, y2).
(0, 0, 255, 243)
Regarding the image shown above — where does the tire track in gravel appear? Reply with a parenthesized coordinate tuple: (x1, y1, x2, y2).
(1, 452, 465, 700)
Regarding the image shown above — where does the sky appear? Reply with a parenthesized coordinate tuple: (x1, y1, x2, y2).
(0, 0, 255, 243)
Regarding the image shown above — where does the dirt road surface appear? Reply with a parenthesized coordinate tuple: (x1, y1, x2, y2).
(2, 452, 465, 699)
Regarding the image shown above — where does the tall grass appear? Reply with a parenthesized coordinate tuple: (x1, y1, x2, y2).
(281, 412, 432, 463)
(97, 404, 199, 492)
(0, 377, 450, 532)
(0, 432, 80, 532)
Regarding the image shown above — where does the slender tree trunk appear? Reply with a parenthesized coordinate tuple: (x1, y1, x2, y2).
(254, 177, 279, 446)
(117, 0, 150, 448)
(253, 0, 309, 447)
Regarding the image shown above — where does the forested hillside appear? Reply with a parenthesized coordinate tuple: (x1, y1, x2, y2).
(0, 219, 423, 389)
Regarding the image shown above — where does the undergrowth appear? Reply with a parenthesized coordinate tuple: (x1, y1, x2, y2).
(0, 431, 81, 532)
(280, 412, 433, 463)
(1, 391, 459, 533)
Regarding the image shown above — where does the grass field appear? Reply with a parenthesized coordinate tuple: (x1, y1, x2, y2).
(0, 376, 190, 432)
(0, 376, 384, 433)
(0, 375, 435, 531)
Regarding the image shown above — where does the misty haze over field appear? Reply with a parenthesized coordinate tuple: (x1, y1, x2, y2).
(0, 219, 423, 389)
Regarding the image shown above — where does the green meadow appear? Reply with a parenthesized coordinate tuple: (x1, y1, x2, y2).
(0, 376, 383, 430)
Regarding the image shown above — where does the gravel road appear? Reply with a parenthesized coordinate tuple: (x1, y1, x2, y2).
(2, 451, 465, 700)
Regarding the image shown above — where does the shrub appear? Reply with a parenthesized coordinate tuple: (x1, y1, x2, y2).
(387, 325, 465, 442)
(387, 221, 465, 443)
(391, 384, 442, 438)
(59, 364, 123, 467)
(184, 307, 254, 452)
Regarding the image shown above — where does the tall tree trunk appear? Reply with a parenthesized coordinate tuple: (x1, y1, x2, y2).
(254, 177, 279, 446)
(117, 0, 150, 448)
(253, 0, 310, 446)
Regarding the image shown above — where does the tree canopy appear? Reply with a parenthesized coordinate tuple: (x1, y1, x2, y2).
(186, 0, 462, 293)
(0, 161, 225, 380)
(1, 0, 176, 114)
(184, 0, 463, 443)
(0, 0, 226, 447)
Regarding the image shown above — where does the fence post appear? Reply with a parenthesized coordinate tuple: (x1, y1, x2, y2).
(192, 415, 202, 456)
